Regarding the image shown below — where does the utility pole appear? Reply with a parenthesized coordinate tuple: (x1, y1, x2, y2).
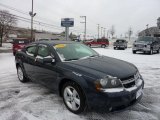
(101, 27, 103, 38)
(80, 16, 86, 40)
(29, 0, 36, 42)
(107, 30, 109, 38)
(97, 24, 100, 39)
(145, 24, 149, 36)
(146, 24, 149, 29)
(103, 28, 106, 38)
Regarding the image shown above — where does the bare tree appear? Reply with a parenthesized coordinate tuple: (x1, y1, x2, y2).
(110, 25, 115, 39)
(0, 10, 17, 47)
(127, 27, 133, 41)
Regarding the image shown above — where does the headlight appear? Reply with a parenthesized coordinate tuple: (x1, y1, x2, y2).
(147, 45, 150, 48)
(95, 75, 123, 91)
(135, 71, 142, 86)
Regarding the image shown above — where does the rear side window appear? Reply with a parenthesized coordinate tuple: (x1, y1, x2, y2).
(97, 39, 102, 42)
(103, 39, 109, 42)
(26, 46, 37, 56)
(37, 45, 50, 57)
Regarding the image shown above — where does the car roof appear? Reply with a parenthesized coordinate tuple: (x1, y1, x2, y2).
(117, 39, 126, 41)
(32, 40, 76, 46)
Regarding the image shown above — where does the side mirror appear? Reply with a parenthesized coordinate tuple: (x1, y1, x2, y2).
(43, 56, 55, 63)
(35, 56, 55, 63)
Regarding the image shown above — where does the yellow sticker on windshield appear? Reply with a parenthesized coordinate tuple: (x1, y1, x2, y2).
(54, 44, 66, 48)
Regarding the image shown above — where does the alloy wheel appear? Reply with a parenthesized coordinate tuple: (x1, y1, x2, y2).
(17, 67, 24, 81)
(63, 86, 80, 111)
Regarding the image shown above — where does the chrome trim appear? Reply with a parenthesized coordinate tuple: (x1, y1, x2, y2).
(122, 78, 135, 84)
(101, 88, 124, 93)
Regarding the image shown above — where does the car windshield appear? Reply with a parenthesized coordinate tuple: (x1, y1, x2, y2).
(117, 40, 124, 42)
(137, 37, 153, 42)
(54, 43, 99, 61)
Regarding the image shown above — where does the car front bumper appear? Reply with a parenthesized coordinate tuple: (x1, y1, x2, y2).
(114, 45, 125, 48)
(87, 79, 144, 111)
(132, 47, 150, 52)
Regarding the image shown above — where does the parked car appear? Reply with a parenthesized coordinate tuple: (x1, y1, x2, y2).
(12, 38, 30, 55)
(113, 39, 128, 50)
(15, 41, 144, 114)
(84, 38, 109, 48)
(132, 36, 160, 54)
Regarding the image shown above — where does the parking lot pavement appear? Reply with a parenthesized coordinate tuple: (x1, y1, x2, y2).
(0, 49, 160, 120)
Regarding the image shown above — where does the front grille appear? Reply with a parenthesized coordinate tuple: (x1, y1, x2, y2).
(136, 44, 144, 48)
(123, 80, 135, 88)
(121, 73, 139, 88)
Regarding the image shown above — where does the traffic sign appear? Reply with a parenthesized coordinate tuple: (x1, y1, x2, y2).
(61, 18, 74, 27)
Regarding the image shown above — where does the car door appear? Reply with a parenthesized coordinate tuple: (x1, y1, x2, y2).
(91, 40, 97, 46)
(97, 39, 101, 46)
(23, 44, 37, 80)
(34, 44, 57, 89)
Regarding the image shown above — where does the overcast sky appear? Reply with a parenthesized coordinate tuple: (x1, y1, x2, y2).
(0, 0, 160, 38)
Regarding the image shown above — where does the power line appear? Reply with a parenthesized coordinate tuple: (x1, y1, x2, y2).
(0, 3, 97, 37)
(0, 2, 96, 36)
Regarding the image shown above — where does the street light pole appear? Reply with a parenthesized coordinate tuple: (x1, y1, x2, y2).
(29, 0, 36, 42)
(103, 28, 106, 38)
(101, 27, 103, 38)
(80, 16, 86, 40)
(97, 24, 100, 39)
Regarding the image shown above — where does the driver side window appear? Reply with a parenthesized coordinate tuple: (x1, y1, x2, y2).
(37, 45, 50, 58)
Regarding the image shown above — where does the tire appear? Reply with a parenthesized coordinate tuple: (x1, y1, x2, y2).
(157, 49, 160, 54)
(87, 44, 91, 47)
(62, 82, 86, 114)
(101, 44, 106, 48)
(149, 48, 153, 55)
(13, 52, 15, 56)
(17, 66, 29, 83)
(133, 50, 136, 54)
(114, 47, 116, 50)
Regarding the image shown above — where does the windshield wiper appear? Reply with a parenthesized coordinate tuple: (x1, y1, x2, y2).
(80, 55, 99, 60)
(65, 58, 80, 61)
(89, 55, 99, 57)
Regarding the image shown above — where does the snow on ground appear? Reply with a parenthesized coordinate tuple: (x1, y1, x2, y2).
(0, 43, 12, 50)
(0, 48, 160, 120)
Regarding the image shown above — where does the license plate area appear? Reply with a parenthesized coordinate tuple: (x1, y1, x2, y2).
(136, 88, 142, 99)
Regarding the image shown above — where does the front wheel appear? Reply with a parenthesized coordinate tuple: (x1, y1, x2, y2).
(149, 48, 153, 55)
(133, 50, 136, 54)
(157, 48, 160, 54)
(62, 82, 86, 114)
(17, 66, 29, 83)
(87, 44, 91, 47)
(101, 44, 106, 48)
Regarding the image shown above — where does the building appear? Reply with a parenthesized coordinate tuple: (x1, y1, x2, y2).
(139, 17, 160, 37)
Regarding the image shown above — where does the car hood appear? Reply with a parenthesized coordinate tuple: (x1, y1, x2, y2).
(63, 56, 137, 79)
